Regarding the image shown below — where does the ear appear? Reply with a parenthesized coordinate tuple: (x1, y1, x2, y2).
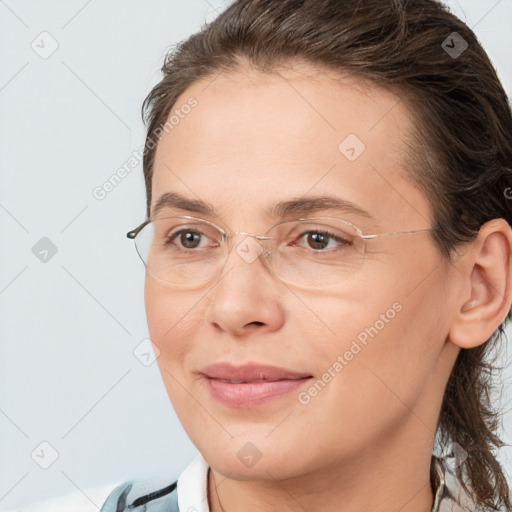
(449, 218, 512, 349)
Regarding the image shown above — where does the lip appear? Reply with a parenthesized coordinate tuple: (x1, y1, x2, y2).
(200, 362, 312, 381)
(199, 362, 313, 407)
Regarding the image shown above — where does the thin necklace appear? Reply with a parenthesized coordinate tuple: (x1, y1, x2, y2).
(211, 468, 226, 512)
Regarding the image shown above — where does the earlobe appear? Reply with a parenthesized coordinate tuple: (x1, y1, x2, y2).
(448, 219, 512, 350)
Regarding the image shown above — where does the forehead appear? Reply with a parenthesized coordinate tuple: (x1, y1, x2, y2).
(151, 61, 430, 230)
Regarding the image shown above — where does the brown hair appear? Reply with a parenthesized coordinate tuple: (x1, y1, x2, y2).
(140, 0, 512, 508)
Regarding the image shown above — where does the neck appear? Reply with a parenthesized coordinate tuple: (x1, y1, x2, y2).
(207, 429, 436, 512)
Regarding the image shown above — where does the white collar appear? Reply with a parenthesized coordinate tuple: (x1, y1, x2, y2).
(177, 452, 211, 512)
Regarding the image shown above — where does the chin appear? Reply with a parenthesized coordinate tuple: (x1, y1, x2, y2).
(198, 438, 311, 481)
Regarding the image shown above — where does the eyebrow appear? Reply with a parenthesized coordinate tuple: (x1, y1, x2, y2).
(152, 192, 374, 220)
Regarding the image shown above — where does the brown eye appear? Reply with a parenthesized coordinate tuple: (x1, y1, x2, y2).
(165, 229, 208, 250)
(169, 230, 204, 250)
(297, 230, 353, 251)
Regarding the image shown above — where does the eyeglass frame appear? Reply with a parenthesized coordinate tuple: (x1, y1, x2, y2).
(127, 214, 436, 252)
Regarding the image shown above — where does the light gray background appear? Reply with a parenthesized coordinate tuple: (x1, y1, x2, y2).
(1, 0, 511, 509)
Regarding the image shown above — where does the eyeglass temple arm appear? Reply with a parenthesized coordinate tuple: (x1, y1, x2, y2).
(127, 219, 151, 239)
(361, 227, 435, 240)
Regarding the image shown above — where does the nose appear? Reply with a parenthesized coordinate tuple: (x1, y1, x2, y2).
(205, 233, 285, 336)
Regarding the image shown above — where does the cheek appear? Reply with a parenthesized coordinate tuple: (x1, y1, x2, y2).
(144, 279, 208, 425)
(304, 263, 448, 435)
(144, 279, 201, 371)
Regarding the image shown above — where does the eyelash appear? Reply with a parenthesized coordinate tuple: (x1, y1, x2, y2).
(295, 230, 353, 250)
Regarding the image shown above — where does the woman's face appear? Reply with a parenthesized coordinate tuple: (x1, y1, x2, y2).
(144, 62, 459, 480)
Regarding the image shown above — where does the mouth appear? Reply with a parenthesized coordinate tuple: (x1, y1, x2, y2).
(199, 362, 313, 407)
(200, 362, 313, 381)
(213, 378, 303, 383)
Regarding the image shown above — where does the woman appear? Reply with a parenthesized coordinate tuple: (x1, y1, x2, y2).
(18, 0, 512, 510)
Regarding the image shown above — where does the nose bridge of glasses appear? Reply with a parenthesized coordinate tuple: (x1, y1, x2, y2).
(220, 230, 273, 272)
(226, 231, 273, 255)
(230, 231, 272, 240)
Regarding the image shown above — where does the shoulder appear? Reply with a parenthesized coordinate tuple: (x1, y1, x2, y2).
(10, 478, 179, 512)
(100, 478, 179, 511)
(11, 453, 209, 512)
(14, 483, 121, 512)
(101, 453, 209, 512)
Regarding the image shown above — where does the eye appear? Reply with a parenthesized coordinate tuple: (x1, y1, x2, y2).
(167, 230, 202, 250)
(164, 226, 220, 252)
(295, 229, 354, 251)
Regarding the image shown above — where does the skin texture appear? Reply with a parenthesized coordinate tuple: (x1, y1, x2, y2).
(143, 61, 512, 512)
